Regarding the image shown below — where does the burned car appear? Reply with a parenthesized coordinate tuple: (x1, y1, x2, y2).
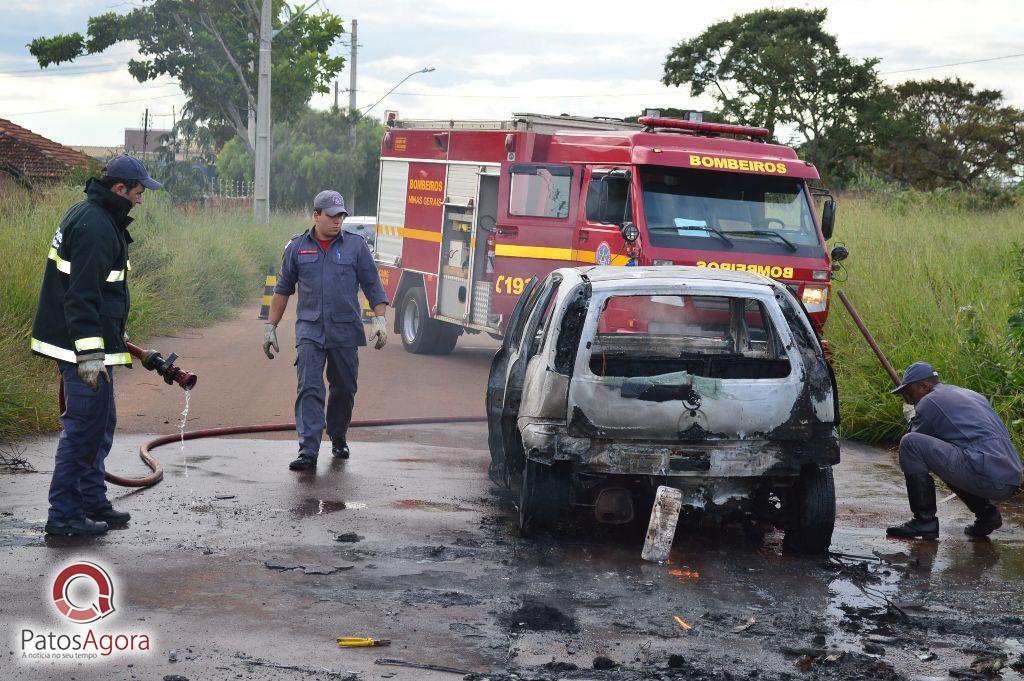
(487, 266, 839, 553)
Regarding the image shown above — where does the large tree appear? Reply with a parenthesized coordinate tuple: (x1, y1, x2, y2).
(876, 78, 1024, 190)
(29, 0, 345, 157)
(217, 108, 385, 214)
(662, 8, 883, 180)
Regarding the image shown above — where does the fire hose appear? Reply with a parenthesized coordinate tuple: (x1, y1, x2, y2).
(57, 342, 486, 489)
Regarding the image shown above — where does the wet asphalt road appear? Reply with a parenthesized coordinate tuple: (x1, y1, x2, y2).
(3, 307, 1024, 679)
(3, 422, 1024, 681)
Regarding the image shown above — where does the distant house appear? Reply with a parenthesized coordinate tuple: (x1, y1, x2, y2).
(124, 128, 171, 155)
(0, 118, 97, 184)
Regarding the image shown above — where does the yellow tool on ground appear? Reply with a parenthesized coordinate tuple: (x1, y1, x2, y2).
(338, 637, 391, 647)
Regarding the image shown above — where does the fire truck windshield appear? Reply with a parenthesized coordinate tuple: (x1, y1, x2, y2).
(640, 167, 825, 259)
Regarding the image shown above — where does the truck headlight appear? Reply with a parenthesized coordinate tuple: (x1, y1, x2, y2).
(801, 285, 828, 313)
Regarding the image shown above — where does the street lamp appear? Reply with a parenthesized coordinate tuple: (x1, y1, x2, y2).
(361, 67, 435, 117)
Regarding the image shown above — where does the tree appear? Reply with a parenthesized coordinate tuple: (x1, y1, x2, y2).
(876, 78, 1024, 190)
(662, 8, 884, 181)
(217, 108, 385, 214)
(29, 1, 345, 157)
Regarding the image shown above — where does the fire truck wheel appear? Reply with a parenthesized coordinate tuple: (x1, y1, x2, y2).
(398, 286, 460, 355)
(782, 466, 836, 555)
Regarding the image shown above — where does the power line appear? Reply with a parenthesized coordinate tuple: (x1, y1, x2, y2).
(350, 89, 683, 100)
(880, 52, 1024, 75)
(7, 91, 183, 117)
(0, 60, 126, 76)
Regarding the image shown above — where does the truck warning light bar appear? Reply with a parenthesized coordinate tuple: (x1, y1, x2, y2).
(637, 116, 770, 140)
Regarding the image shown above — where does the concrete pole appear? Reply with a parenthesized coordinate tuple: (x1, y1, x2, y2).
(348, 19, 358, 113)
(247, 33, 256, 151)
(253, 0, 272, 224)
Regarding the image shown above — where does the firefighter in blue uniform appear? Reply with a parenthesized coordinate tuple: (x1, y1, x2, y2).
(31, 155, 162, 536)
(263, 190, 388, 470)
(887, 361, 1022, 540)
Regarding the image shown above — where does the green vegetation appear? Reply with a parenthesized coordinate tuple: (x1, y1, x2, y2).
(2, 185, 1021, 456)
(0, 185, 307, 442)
(829, 194, 1024, 452)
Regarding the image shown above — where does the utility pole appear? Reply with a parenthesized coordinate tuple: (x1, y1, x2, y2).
(142, 108, 149, 158)
(334, 81, 339, 110)
(247, 33, 256, 151)
(253, 0, 272, 223)
(348, 19, 358, 113)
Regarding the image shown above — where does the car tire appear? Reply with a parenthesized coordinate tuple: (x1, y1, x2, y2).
(398, 286, 460, 355)
(783, 466, 836, 555)
(518, 458, 563, 537)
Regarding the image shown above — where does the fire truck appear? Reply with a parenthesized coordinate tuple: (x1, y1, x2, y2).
(371, 112, 843, 354)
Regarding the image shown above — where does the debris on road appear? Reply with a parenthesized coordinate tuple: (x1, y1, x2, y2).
(501, 599, 578, 633)
(641, 486, 683, 564)
(375, 657, 472, 675)
(338, 637, 390, 647)
(335, 532, 364, 542)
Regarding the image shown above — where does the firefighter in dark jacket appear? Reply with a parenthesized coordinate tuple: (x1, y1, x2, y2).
(263, 190, 389, 471)
(31, 155, 162, 536)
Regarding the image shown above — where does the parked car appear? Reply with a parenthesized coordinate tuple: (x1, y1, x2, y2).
(486, 266, 840, 553)
(344, 215, 377, 248)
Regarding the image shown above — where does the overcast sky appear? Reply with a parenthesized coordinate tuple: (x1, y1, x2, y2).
(1, 0, 1022, 147)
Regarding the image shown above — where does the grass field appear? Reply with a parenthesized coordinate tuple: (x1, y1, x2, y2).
(828, 194, 1024, 452)
(1, 185, 1021, 454)
(0, 186, 307, 442)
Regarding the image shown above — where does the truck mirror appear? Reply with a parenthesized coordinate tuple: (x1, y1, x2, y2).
(821, 198, 836, 240)
(621, 222, 639, 243)
(830, 244, 849, 262)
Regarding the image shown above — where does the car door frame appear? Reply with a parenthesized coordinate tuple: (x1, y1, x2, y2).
(486, 273, 562, 485)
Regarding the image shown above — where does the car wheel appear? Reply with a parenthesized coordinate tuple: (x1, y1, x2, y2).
(398, 286, 460, 355)
(783, 466, 836, 555)
(518, 458, 563, 537)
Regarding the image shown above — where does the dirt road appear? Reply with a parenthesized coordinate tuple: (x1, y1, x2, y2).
(114, 302, 500, 435)
(3, 306, 1024, 680)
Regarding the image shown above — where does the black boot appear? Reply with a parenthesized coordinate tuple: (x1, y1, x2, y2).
(289, 454, 317, 471)
(86, 504, 131, 525)
(331, 438, 349, 459)
(887, 473, 939, 539)
(45, 517, 109, 536)
(949, 486, 1002, 537)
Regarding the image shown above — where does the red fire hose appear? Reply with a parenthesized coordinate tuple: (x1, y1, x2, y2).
(58, 341, 485, 488)
(114, 417, 488, 489)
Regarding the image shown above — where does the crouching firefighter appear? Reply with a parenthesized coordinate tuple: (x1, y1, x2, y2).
(31, 155, 162, 536)
(262, 190, 388, 471)
(887, 361, 1023, 540)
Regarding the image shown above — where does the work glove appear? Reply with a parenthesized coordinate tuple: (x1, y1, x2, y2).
(902, 403, 916, 422)
(263, 323, 279, 359)
(370, 315, 388, 350)
(77, 358, 107, 392)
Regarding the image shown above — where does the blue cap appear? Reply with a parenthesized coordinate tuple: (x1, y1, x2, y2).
(891, 361, 939, 393)
(102, 154, 162, 190)
(313, 189, 348, 216)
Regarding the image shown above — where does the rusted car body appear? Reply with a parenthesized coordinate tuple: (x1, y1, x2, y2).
(487, 266, 839, 552)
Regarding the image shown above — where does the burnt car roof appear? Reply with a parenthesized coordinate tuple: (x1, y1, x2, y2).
(555, 265, 778, 289)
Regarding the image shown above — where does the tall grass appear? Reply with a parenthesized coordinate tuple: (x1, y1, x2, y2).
(829, 194, 1024, 452)
(0, 185, 307, 441)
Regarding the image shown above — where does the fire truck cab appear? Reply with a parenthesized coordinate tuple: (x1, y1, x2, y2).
(372, 113, 842, 354)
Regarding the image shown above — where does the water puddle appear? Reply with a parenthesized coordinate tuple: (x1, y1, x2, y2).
(292, 498, 367, 517)
(387, 499, 470, 512)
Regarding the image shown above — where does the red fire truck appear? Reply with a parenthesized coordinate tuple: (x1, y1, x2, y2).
(372, 112, 843, 354)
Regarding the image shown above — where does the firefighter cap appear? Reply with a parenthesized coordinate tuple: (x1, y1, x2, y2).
(891, 361, 939, 394)
(313, 190, 348, 216)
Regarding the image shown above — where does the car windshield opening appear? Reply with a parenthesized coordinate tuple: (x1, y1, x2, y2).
(589, 294, 791, 379)
(640, 166, 824, 258)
